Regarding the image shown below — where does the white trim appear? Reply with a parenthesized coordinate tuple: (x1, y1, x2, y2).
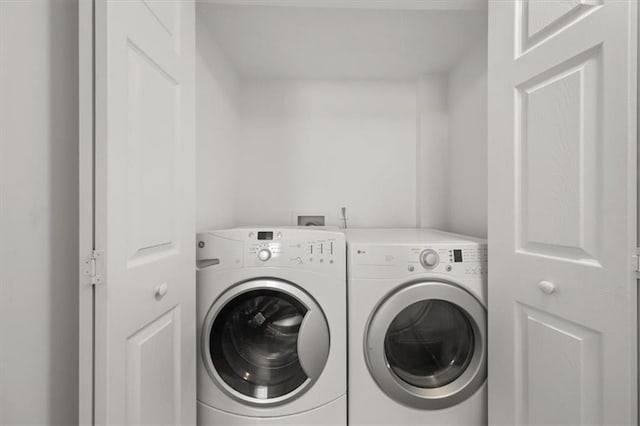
(92, 0, 108, 423)
(636, 2, 640, 423)
(78, 0, 95, 424)
(197, 0, 487, 11)
(629, 1, 639, 423)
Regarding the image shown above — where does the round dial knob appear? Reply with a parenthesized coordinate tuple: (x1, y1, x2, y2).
(257, 248, 272, 262)
(420, 249, 439, 269)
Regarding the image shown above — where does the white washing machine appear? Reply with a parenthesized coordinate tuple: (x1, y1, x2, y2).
(196, 228, 346, 426)
(347, 229, 487, 426)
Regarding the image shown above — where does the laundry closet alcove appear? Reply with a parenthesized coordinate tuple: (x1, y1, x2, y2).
(77, 1, 638, 425)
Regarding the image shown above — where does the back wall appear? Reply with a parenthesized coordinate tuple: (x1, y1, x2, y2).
(235, 79, 418, 228)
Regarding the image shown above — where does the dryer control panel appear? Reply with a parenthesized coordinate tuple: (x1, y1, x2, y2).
(351, 243, 487, 280)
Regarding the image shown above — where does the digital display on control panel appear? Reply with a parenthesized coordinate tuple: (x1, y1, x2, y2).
(257, 231, 273, 240)
(453, 249, 463, 262)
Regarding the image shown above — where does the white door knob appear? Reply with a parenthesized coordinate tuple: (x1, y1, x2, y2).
(537, 280, 555, 295)
(155, 283, 169, 298)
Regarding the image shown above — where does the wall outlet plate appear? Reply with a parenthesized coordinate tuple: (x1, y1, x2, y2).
(292, 210, 338, 227)
(297, 215, 325, 226)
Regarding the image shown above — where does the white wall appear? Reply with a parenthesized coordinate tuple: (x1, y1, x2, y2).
(416, 73, 449, 229)
(196, 19, 240, 232)
(0, 1, 79, 424)
(235, 79, 418, 228)
(195, 21, 487, 234)
(446, 41, 488, 238)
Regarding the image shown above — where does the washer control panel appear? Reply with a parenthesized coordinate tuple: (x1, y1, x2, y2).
(196, 228, 345, 273)
(245, 231, 340, 268)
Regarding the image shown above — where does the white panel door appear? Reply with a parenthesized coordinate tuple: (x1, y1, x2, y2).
(488, 1, 637, 425)
(81, 1, 196, 424)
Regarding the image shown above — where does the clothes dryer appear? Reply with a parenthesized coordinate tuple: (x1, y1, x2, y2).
(347, 228, 487, 426)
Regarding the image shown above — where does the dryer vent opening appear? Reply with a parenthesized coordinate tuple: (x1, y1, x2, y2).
(297, 215, 325, 227)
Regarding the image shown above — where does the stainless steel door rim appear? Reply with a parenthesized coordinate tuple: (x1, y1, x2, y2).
(365, 280, 487, 410)
(202, 278, 331, 407)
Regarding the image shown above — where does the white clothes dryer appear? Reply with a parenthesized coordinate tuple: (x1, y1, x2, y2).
(196, 228, 346, 426)
(347, 229, 487, 426)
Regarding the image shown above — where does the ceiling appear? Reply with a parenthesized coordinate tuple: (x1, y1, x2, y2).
(196, 2, 487, 80)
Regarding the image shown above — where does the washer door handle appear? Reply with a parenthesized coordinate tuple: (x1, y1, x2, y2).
(297, 309, 330, 380)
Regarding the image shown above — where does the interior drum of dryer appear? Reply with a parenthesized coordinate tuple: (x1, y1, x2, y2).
(384, 299, 475, 389)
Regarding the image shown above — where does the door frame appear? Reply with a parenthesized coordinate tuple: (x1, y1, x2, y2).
(78, 0, 95, 424)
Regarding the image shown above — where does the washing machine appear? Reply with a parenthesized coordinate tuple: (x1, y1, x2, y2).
(347, 228, 487, 426)
(196, 228, 346, 426)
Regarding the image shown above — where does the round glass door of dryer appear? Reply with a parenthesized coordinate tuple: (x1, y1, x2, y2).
(365, 281, 486, 410)
(202, 279, 330, 406)
(384, 300, 475, 389)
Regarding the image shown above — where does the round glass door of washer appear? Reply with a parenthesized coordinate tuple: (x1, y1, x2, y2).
(202, 279, 330, 406)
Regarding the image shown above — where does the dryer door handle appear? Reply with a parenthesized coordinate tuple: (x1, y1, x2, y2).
(297, 309, 330, 380)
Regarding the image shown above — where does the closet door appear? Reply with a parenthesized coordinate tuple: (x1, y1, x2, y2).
(79, 0, 196, 425)
(488, 1, 637, 425)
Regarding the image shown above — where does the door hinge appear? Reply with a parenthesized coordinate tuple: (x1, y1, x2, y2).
(634, 249, 640, 276)
(81, 250, 104, 285)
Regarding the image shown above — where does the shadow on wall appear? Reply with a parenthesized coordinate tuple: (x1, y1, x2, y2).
(47, 1, 79, 424)
(0, 0, 79, 424)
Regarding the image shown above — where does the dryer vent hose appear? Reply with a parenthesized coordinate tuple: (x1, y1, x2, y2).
(341, 207, 348, 229)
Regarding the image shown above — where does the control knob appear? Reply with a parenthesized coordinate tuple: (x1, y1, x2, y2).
(420, 249, 439, 269)
(258, 248, 272, 262)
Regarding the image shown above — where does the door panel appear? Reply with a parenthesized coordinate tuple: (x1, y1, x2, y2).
(518, 46, 601, 263)
(520, 0, 603, 52)
(142, 0, 179, 39)
(88, 1, 196, 424)
(515, 304, 602, 425)
(126, 41, 180, 264)
(126, 308, 181, 425)
(488, 1, 637, 425)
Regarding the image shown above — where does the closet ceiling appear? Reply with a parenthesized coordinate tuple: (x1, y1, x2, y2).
(197, 2, 487, 80)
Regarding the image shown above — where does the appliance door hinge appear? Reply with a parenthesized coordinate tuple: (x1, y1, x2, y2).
(82, 250, 105, 285)
(634, 248, 640, 276)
